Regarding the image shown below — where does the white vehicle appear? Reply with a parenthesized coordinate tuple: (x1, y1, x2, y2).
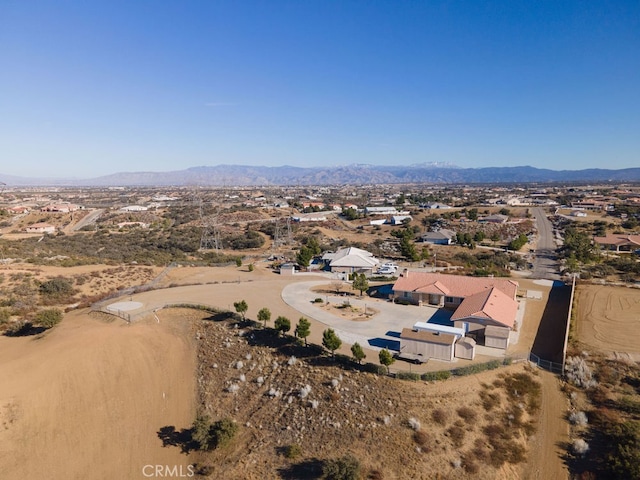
(380, 262, 399, 270)
(377, 266, 397, 275)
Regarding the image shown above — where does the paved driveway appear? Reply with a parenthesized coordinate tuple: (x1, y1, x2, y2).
(281, 280, 446, 351)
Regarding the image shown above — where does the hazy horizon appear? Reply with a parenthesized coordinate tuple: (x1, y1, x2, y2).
(2, 1, 639, 178)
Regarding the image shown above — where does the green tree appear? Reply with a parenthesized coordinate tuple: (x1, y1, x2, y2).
(257, 307, 271, 328)
(35, 308, 63, 328)
(508, 234, 528, 251)
(192, 415, 238, 451)
(295, 316, 311, 346)
(274, 316, 291, 337)
(296, 246, 314, 267)
(352, 273, 369, 297)
(467, 208, 478, 221)
(342, 207, 359, 221)
(322, 328, 342, 357)
(379, 348, 395, 374)
(233, 300, 248, 321)
(235, 257, 242, 267)
(322, 454, 361, 480)
(400, 235, 420, 262)
(351, 342, 366, 364)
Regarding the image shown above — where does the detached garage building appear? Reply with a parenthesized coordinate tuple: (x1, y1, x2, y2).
(399, 328, 456, 362)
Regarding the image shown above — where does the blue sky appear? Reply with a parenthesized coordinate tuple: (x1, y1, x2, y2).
(1, 1, 639, 178)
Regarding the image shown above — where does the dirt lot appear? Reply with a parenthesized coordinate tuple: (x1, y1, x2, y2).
(574, 284, 640, 355)
(0, 309, 196, 480)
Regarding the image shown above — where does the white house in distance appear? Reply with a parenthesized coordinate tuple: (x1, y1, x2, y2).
(25, 222, 56, 234)
(120, 205, 148, 212)
(322, 247, 379, 275)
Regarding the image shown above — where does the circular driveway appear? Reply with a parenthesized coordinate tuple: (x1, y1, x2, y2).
(281, 280, 443, 351)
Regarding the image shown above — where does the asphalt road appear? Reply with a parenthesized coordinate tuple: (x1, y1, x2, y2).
(531, 207, 561, 280)
(70, 208, 104, 231)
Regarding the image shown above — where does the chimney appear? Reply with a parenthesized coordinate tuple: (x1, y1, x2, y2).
(402, 268, 409, 277)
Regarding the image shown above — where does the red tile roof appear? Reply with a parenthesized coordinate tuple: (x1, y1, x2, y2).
(451, 287, 517, 328)
(393, 271, 517, 299)
(394, 271, 518, 328)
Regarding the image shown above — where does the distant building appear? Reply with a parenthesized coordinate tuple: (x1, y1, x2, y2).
(322, 247, 379, 275)
(25, 222, 56, 234)
(421, 229, 455, 245)
(120, 205, 148, 212)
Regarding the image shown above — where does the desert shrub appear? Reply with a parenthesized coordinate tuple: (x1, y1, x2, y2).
(617, 396, 640, 415)
(565, 356, 597, 389)
(322, 454, 361, 480)
(572, 438, 590, 456)
(38, 277, 74, 300)
(447, 424, 466, 447)
(463, 459, 479, 474)
(568, 411, 589, 426)
(452, 359, 501, 377)
(597, 363, 622, 385)
(479, 390, 501, 411)
(606, 420, 640, 479)
(431, 408, 448, 425)
(284, 444, 302, 460)
(421, 370, 451, 381)
(313, 298, 324, 303)
(0, 308, 10, 324)
(397, 371, 420, 381)
(413, 430, 432, 450)
(34, 308, 63, 328)
(457, 406, 477, 423)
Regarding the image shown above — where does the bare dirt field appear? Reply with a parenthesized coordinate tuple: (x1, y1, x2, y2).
(0, 309, 196, 480)
(574, 284, 640, 355)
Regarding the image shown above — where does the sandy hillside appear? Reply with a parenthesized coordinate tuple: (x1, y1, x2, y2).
(0, 309, 196, 480)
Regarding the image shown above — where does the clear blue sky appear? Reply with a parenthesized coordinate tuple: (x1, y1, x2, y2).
(1, 1, 639, 178)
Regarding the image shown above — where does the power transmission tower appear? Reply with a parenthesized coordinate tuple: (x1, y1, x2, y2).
(193, 192, 221, 251)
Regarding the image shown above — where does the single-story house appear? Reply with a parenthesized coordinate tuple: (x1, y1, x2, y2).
(117, 222, 149, 229)
(8, 206, 30, 214)
(593, 234, 640, 253)
(322, 247, 379, 275)
(25, 222, 56, 234)
(399, 328, 456, 362)
(120, 205, 148, 212)
(391, 215, 412, 225)
(392, 271, 518, 348)
(40, 203, 82, 213)
(291, 212, 330, 222)
(365, 206, 399, 215)
(421, 229, 455, 245)
(420, 202, 452, 209)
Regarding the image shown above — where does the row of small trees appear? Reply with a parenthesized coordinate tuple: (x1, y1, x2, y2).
(233, 299, 396, 372)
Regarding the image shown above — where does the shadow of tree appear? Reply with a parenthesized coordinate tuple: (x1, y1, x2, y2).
(157, 425, 198, 454)
(277, 458, 324, 479)
(4, 322, 47, 337)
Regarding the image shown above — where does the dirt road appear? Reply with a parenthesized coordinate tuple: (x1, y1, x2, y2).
(523, 370, 569, 480)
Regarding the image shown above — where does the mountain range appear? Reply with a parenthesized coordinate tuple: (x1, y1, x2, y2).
(2, 164, 640, 187)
